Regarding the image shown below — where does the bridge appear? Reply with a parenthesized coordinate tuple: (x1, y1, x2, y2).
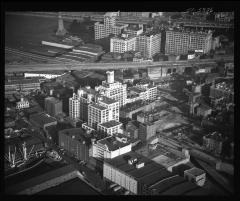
(7, 12, 233, 29)
(173, 20, 233, 29)
(5, 57, 233, 74)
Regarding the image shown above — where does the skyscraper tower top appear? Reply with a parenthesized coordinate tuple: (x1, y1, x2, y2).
(56, 12, 67, 36)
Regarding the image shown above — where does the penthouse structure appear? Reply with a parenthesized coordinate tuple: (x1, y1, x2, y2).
(165, 29, 212, 55)
(124, 24, 143, 37)
(136, 31, 161, 58)
(103, 151, 208, 195)
(110, 33, 136, 53)
(95, 71, 127, 107)
(92, 133, 132, 159)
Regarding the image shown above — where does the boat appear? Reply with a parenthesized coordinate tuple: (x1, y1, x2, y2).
(5, 143, 46, 177)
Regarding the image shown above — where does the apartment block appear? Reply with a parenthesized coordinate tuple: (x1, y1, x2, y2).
(136, 32, 161, 58)
(165, 29, 212, 55)
(110, 34, 136, 53)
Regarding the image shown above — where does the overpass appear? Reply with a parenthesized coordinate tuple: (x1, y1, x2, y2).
(5, 57, 233, 73)
(173, 20, 233, 29)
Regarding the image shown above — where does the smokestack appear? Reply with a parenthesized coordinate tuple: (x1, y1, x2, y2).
(106, 71, 114, 84)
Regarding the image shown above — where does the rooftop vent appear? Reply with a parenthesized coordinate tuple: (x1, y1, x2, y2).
(128, 157, 138, 165)
(136, 161, 145, 169)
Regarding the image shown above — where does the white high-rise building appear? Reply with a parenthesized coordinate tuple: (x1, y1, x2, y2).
(98, 96, 120, 122)
(110, 34, 136, 53)
(94, 12, 122, 40)
(165, 29, 213, 55)
(95, 71, 127, 107)
(69, 93, 80, 120)
(88, 103, 109, 130)
(136, 32, 161, 58)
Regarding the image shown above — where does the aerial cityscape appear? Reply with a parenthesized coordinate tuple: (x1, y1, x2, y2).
(4, 10, 234, 195)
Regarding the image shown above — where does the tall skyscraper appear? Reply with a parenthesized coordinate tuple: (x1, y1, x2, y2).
(44, 97, 63, 117)
(56, 12, 67, 36)
(69, 93, 80, 120)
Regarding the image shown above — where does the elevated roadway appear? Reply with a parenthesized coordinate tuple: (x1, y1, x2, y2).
(5, 57, 233, 73)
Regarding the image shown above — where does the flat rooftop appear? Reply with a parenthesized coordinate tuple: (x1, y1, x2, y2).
(29, 112, 57, 126)
(99, 120, 122, 128)
(97, 133, 132, 151)
(45, 97, 62, 103)
(81, 87, 98, 95)
(89, 103, 107, 111)
(184, 167, 205, 176)
(99, 96, 118, 105)
(105, 151, 173, 186)
(129, 86, 146, 93)
(59, 128, 90, 144)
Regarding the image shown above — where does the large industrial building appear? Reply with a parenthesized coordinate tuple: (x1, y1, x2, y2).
(103, 151, 209, 195)
(29, 112, 57, 131)
(92, 133, 132, 159)
(44, 97, 62, 117)
(58, 128, 90, 161)
(165, 29, 212, 55)
(5, 77, 41, 95)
